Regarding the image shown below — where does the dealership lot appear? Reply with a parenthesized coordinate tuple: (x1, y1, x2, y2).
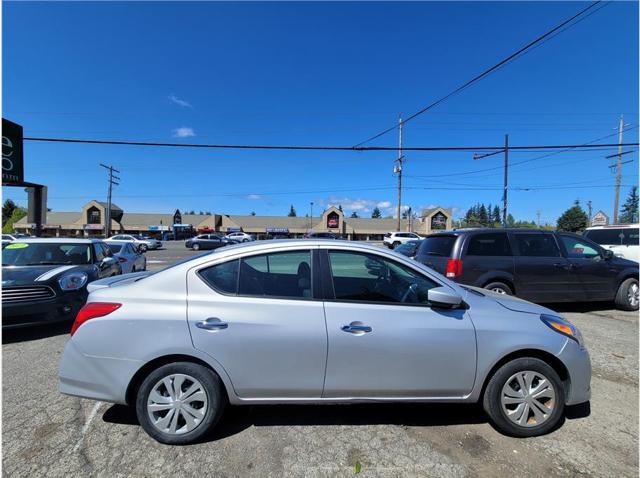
(2, 242, 638, 477)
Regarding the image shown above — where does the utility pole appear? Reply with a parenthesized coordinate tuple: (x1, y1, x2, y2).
(613, 115, 624, 223)
(587, 200, 593, 224)
(395, 116, 403, 232)
(309, 202, 313, 231)
(536, 210, 541, 228)
(502, 134, 509, 227)
(100, 164, 120, 238)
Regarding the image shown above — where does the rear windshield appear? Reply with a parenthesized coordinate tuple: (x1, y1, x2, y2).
(417, 235, 456, 257)
(106, 243, 123, 253)
(584, 228, 639, 246)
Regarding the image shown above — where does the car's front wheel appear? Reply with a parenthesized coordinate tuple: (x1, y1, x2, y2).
(139, 244, 148, 252)
(615, 277, 639, 311)
(483, 357, 564, 437)
(135, 362, 225, 445)
(193, 243, 200, 251)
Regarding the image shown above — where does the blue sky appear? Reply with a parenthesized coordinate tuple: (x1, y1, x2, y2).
(3, 1, 638, 224)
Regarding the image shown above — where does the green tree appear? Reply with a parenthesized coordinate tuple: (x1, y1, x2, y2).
(371, 207, 382, 218)
(478, 204, 489, 227)
(506, 213, 516, 227)
(557, 199, 588, 232)
(619, 186, 639, 224)
(2, 199, 17, 227)
(350, 211, 359, 218)
(250, 211, 256, 216)
(288, 205, 297, 217)
(2, 205, 27, 234)
(338, 205, 343, 212)
(492, 205, 501, 225)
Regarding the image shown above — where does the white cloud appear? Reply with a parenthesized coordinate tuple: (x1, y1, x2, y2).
(377, 201, 392, 208)
(325, 196, 400, 217)
(168, 94, 193, 108)
(172, 127, 195, 138)
(246, 194, 262, 200)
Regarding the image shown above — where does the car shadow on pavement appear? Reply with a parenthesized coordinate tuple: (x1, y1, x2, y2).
(2, 320, 71, 344)
(103, 402, 490, 442)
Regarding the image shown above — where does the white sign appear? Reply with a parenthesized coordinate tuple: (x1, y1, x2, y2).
(591, 210, 609, 226)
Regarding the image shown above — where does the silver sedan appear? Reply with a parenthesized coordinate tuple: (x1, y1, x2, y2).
(59, 240, 591, 445)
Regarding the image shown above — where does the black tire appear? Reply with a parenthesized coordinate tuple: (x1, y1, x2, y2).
(392, 241, 400, 249)
(135, 362, 225, 445)
(483, 357, 565, 438)
(193, 243, 200, 251)
(614, 277, 639, 311)
(484, 281, 514, 296)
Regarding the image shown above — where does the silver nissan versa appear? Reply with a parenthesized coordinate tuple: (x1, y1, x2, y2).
(59, 240, 591, 445)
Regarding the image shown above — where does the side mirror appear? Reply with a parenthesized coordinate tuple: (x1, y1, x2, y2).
(428, 286, 463, 309)
(603, 249, 614, 260)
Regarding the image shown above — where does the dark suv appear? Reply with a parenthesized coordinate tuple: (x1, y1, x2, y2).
(414, 228, 639, 310)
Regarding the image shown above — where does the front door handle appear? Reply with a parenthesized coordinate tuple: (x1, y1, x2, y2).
(196, 317, 228, 331)
(341, 321, 372, 334)
(553, 262, 570, 270)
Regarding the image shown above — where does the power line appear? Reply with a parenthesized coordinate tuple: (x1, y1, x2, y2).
(22, 136, 637, 152)
(354, 1, 605, 147)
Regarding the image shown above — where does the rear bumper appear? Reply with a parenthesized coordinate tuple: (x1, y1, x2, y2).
(559, 339, 592, 405)
(58, 339, 141, 404)
(2, 291, 86, 329)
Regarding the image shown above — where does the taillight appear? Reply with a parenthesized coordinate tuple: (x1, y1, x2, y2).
(118, 257, 127, 263)
(71, 302, 122, 336)
(445, 259, 463, 278)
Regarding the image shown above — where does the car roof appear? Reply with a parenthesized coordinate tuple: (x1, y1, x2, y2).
(10, 238, 100, 244)
(585, 224, 639, 230)
(428, 228, 557, 237)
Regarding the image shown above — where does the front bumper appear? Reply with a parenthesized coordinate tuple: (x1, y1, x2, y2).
(2, 290, 87, 329)
(58, 339, 141, 404)
(559, 339, 592, 405)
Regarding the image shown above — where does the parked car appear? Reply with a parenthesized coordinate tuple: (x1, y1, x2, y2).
(105, 241, 147, 274)
(2, 233, 30, 242)
(224, 232, 254, 242)
(393, 239, 422, 258)
(303, 232, 340, 239)
(60, 240, 590, 444)
(185, 234, 236, 251)
(383, 232, 422, 249)
(583, 224, 639, 263)
(2, 238, 121, 328)
(107, 234, 162, 252)
(414, 228, 639, 310)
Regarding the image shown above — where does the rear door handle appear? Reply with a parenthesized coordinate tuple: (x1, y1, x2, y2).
(196, 317, 228, 331)
(341, 322, 372, 334)
(553, 262, 570, 270)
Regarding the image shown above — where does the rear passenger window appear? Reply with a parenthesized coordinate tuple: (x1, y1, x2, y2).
(466, 233, 512, 256)
(199, 259, 239, 294)
(514, 234, 560, 257)
(239, 250, 312, 298)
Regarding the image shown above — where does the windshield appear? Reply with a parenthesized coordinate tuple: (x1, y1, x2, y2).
(418, 235, 456, 257)
(2, 242, 92, 266)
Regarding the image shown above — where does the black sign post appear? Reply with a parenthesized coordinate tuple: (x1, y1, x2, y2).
(2, 119, 24, 185)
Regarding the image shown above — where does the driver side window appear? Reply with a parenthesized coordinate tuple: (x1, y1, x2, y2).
(328, 251, 438, 305)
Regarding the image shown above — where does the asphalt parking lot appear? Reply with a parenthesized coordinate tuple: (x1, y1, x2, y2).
(2, 241, 638, 477)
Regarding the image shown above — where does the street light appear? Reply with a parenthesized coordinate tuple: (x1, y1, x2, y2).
(309, 202, 314, 231)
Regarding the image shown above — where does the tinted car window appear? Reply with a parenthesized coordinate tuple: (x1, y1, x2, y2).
(94, 243, 106, 261)
(199, 259, 240, 294)
(584, 228, 639, 246)
(328, 251, 437, 304)
(2, 243, 92, 266)
(513, 234, 560, 257)
(466, 233, 512, 256)
(418, 235, 456, 257)
(395, 240, 420, 256)
(560, 235, 600, 259)
(239, 250, 312, 298)
(107, 243, 123, 254)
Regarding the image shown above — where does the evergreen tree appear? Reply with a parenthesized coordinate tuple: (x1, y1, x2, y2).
(478, 204, 489, 226)
(619, 186, 639, 224)
(338, 205, 343, 212)
(506, 213, 516, 227)
(371, 207, 382, 218)
(492, 205, 501, 225)
(557, 199, 588, 232)
(288, 205, 297, 217)
(250, 211, 256, 216)
(350, 211, 359, 218)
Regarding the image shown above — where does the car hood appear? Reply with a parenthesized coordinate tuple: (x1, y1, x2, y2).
(1, 264, 88, 286)
(465, 286, 557, 316)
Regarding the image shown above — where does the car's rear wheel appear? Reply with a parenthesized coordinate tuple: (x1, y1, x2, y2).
(193, 243, 200, 251)
(484, 281, 513, 296)
(135, 362, 225, 445)
(615, 277, 639, 311)
(483, 357, 564, 437)
(139, 244, 148, 252)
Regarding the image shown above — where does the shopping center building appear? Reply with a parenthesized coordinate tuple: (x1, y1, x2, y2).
(14, 200, 453, 240)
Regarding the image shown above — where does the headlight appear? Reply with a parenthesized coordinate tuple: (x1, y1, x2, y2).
(541, 314, 583, 346)
(58, 272, 88, 291)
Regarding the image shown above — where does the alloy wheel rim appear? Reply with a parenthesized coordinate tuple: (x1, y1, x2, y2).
(491, 287, 507, 295)
(501, 371, 556, 428)
(147, 373, 208, 435)
(628, 282, 639, 308)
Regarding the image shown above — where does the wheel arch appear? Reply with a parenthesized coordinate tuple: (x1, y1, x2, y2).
(125, 354, 233, 406)
(477, 273, 516, 294)
(478, 348, 570, 402)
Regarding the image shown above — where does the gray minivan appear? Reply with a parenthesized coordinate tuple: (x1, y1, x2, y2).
(414, 228, 639, 310)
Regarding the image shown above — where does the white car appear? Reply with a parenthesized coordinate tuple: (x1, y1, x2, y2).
(583, 224, 639, 263)
(224, 232, 253, 242)
(107, 234, 161, 252)
(105, 241, 147, 273)
(383, 232, 422, 249)
(2, 234, 30, 242)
